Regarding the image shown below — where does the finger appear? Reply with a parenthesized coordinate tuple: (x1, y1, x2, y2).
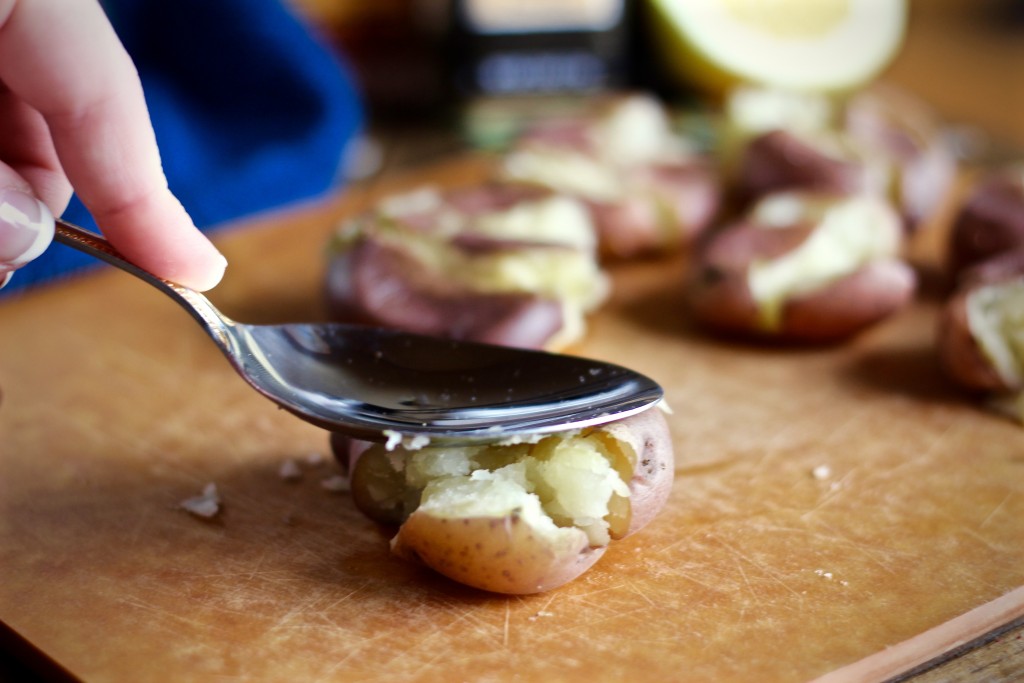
(0, 0, 227, 291)
(0, 87, 63, 288)
(0, 85, 73, 213)
(0, 185, 55, 289)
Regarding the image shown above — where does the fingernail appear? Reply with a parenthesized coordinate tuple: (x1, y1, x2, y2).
(0, 188, 55, 268)
(0, 269, 12, 289)
(205, 253, 229, 291)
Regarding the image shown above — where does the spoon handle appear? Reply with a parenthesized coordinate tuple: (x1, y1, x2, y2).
(53, 219, 235, 347)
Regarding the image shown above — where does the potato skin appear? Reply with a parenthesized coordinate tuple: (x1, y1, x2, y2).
(333, 408, 674, 594)
(947, 168, 1024, 278)
(733, 130, 867, 208)
(586, 161, 721, 259)
(325, 237, 564, 350)
(937, 291, 1009, 394)
(958, 248, 1024, 291)
(688, 221, 916, 343)
(329, 431, 363, 478)
(780, 260, 916, 342)
(937, 250, 1024, 394)
(688, 222, 810, 338)
(844, 85, 957, 229)
(392, 511, 607, 595)
(504, 96, 721, 258)
(595, 404, 674, 536)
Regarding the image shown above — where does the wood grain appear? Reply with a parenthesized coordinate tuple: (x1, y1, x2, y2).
(896, 617, 1024, 682)
(1, 154, 1023, 683)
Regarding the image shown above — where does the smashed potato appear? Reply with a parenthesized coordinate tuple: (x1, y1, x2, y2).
(325, 184, 608, 350)
(332, 408, 673, 594)
(726, 85, 955, 229)
(502, 94, 720, 258)
(689, 191, 915, 342)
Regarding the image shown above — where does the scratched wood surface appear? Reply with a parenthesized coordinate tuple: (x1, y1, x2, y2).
(1, 154, 1023, 683)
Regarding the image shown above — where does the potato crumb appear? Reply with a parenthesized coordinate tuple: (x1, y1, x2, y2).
(384, 430, 403, 451)
(528, 610, 556, 621)
(321, 475, 351, 493)
(179, 483, 221, 519)
(405, 434, 432, 450)
(382, 431, 432, 451)
(279, 459, 302, 481)
(495, 431, 551, 446)
(811, 464, 832, 480)
(814, 569, 850, 586)
(305, 452, 325, 466)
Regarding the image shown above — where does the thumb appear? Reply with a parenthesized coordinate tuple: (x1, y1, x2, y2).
(0, 185, 55, 289)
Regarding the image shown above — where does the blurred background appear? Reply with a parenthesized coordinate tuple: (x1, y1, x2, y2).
(7, 0, 1024, 295)
(285, 0, 1024, 155)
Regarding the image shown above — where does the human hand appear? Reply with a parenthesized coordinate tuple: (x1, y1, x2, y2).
(0, 0, 227, 291)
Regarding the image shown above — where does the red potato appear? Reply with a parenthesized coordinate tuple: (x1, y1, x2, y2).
(502, 93, 721, 258)
(392, 505, 608, 596)
(957, 248, 1024, 292)
(325, 237, 564, 349)
(732, 129, 871, 208)
(938, 289, 1009, 395)
(947, 166, 1024, 279)
(725, 85, 955, 230)
(585, 160, 721, 259)
(330, 407, 674, 595)
(720, 86, 836, 158)
(938, 250, 1024, 404)
(844, 85, 957, 230)
(688, 192, 916, 343)
(324, 184, 608, 351)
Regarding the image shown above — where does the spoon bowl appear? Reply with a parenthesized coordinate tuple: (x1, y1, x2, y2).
(54, 220, 662, 444)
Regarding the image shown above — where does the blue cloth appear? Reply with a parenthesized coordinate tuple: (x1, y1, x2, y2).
(6, 0, 363, 294)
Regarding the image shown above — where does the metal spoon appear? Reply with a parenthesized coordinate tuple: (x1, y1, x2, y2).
(54, 219, 662, 444)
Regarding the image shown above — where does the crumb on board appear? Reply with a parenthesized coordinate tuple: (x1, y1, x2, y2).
(321, 475, 350, 493)
(814, 569, 849, 586)
(179, 483, 221, 519)
(278, 458, 302, 481)
(811, 464, 832, 480)
(528, 611, 556, 621)
(304, 452, 325, 466)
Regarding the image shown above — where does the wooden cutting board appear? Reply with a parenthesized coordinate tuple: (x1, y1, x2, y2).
(1, 155, 1022, 683)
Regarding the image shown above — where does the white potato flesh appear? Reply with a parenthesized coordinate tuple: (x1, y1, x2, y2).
(399, 433, 631, 547)
(377, 186, 445, 218)
(503, 95, 689, 202)
(416, 462, 566, 537)
(504, 148, 623, 202)
(473, 195, 597, 251)
(966, 278, 1024, 388)
(725, 85, 834, 141)
(590, 95, 689, 165)
(461, 246, 608, 310)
